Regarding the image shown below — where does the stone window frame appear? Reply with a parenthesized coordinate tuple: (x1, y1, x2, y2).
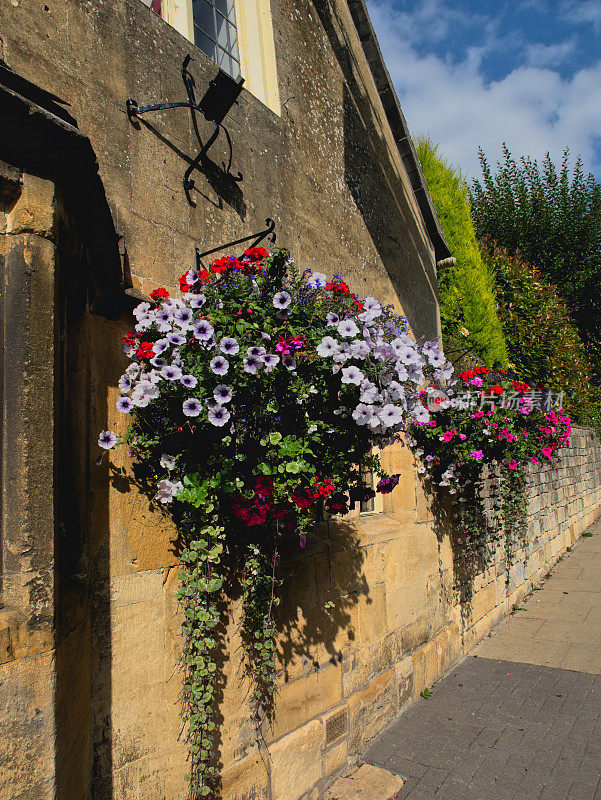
(158, 0, 281, 114)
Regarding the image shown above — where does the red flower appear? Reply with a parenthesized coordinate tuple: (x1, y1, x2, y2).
(312, 478, 335, 498)
(325, 280, 351, 296)
(291, 487, 318, 509)
(149, 287, 169, 301)
(511, 381, 530, 393)
(178, 271, 191, 291)
(122, 332, 136, 347)
(243, 246, 268, 262)
(135, 341, 155, 359)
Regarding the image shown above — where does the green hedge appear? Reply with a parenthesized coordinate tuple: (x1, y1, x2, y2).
(483, 239, 601, 428)
(416, 138, 508, 367)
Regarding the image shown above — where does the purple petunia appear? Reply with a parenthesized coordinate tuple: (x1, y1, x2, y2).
(282, 355, 296, 370)
(263, 354, 280, 372)
(326, 312, 339, 326)
(116, 396, 134, 413)
(182, 398, 202, 417)
(174, 308, 194, 328)
(180, 374, 198, 389)
(98, 430, 117, 449)
(219, 336, 239, 355)
(273, 291, 291, 309)
(244, 355, 262, 374)
(247, 345, 266, 357)
(150, 356, 167, 368)
(167, 332, 186, 346)
(341, 365, 364, 385)
(193, 319, 214, 341)
(210, 356, 229, 376)
(161, 364, 183, 381)
(208, 405, 231, 427)
(214, 384, 233, 404)
(118, 374, 132, 392)
(188, 294, 206, 309)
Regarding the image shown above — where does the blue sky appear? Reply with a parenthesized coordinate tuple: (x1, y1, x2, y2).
(365, 0, 601, 182)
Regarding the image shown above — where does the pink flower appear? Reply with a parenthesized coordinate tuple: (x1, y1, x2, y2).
(459, 434, 467, 440)
(470, 377, 483, 387)
(542, 446, 553, 459)
(470, 450, 484, 461)
(429, 421, 437, 427)
(442, 430, 455, 441)
(531, 456, 539, 464)
(508, 459, 517, 470)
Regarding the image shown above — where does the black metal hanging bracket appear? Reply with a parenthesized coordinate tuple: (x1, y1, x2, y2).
(126, 55, 244, 206)
(195, 218, 277, 268)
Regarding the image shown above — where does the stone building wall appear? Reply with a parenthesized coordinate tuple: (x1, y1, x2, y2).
(1, 2, 601, 800)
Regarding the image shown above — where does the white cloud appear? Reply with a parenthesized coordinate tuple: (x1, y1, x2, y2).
(561, 0, 601, 31)
(525, 39, 576, 68)
(367, 0, 601, 179)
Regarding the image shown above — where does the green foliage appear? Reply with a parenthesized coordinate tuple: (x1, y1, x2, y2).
(470, 145, 601, 380)
(482, 240, 601, 429)
(415, 137, 508, 368)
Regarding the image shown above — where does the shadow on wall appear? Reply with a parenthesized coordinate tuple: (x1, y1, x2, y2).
(54, 236, 115, 797)
(312, 0, 439, 342)
(107, 461, 368, 798)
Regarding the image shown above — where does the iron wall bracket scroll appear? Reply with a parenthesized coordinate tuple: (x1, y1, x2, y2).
(126, 55, 244, 206)
(195, 218, 277, 269)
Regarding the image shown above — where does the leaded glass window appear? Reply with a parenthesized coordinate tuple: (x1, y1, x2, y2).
(192, 0, 240, 79)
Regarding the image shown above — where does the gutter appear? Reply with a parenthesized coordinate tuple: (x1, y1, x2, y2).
(346, 0, 451, 262)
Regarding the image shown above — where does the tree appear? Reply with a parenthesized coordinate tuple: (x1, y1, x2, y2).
(415, 138, 508, 368)
(470, 145, 601, 378)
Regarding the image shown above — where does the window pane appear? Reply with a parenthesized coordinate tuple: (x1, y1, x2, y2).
(194, 27, 217, 61)
(215, 0, 235, 18)
(216, 48, 235, 77)
(193, 0, 215, 37)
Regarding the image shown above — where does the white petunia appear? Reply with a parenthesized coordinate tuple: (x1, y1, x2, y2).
(160, 453, 176, 470)
(317, 336, 340, 358)
(341, 365, 364, 385)
(337, 319, 360, 338)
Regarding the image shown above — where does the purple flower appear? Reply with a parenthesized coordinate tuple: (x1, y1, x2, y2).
(210, 356, 229, 375)
(183, 398, 202, 417)
(150, 356, 167, 368)
(337, 319, 360, 338)
(273, 291, 292, 309)
(186, 269, 199, 285)
(247, 345, 266, 357)
(155, 308, 173, 332)
(208, 405, 231, 427)
(153, 338, 170, 355)
(326, 312, 340, 326)
(341, 365, 364, 385)
(282, 355, 296, 370)
(116, 396, 134, 413)
(98, 430, 117, 449)
(167, 332, 186, 346)
(161, 364, 182, 381)
(214, 384, 233, 404)
(188, 294, 206, 309)
(263, 354, 280, 372)
(193, 319, 214, 341)
(379, 404, 404, 428)
(376, 474, 400, 494)
(219, 336, 239, 355)
(174, 308, 194, 328)
(180, 374, 198, 388)
(118, 374, 132, 392)
(352, 403, 373, 426)
(244, 355, 262, 374)
(470, 450, 484, 461)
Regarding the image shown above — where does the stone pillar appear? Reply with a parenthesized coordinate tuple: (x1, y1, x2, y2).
(0, 167, 58, 800)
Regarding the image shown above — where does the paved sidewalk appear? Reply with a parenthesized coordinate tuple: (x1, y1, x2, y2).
(363, 519, 601, 800)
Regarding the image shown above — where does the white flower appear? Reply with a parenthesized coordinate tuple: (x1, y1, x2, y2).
(341, 366, 364, 385)
(174, 307, 194, 330)
(352, 403, 373, 426)
(182, 397, 202, 417)
(408, 364, 424, 384)
(155, 307, 174, 332)
(219, 337, 239, 355)
(379, 404, 404, 428)
(155, 478, 183, 504)
(214, 384, 233, 404)
(326, 312, 340, 326)
(317, 336, 340, 358)
(160, 453, 176, 470)
(282, 355, 296, 370)
(161, 364, 183, 381)
(188, 294, 206, 309)
(273, 291, 292, 309)
(181, 374, 198, 388)
(126, 363, 140, 378)
(208, 405, 231, 427)
(363, 296, 381, 312)
(427, 348, 446, 367)
(133, 301, 151, 320)
(396, 364, 409, 382)
(186, 269, 199, 285)
(98, 430, 117, 449)
(360, 382, 380, 404)
(118, 374, 132, 392)
(337, 319, 360, 338)
(411, 405, 431, 424)
(308, 271, 327, 289)
(263, 354, 280, 372)
(350, 340, 370, 359)
(244, 355, 262, 374)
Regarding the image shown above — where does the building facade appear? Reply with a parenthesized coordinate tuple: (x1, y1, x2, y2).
(2, 2, 600, 800)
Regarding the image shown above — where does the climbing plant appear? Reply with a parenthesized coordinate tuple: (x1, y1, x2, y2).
(97, 247, 451, 798)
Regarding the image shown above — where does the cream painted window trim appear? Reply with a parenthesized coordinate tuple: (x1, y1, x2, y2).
(161, 0, 281, 115)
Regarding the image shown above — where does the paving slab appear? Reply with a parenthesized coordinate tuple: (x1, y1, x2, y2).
(319, 763, 404, 799)
(361, 518, 601, 799)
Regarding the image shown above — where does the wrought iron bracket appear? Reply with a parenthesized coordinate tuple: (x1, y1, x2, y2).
(126, 55, 244, 206)
(195, 218, 277, 268)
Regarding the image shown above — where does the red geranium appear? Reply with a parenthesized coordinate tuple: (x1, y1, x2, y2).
(135, 341, 155, 360)
(150, 287, 169, 301)
(243, 246, 268, 262)
(291, 487, 318, 509)
(179, 271, 192, 292)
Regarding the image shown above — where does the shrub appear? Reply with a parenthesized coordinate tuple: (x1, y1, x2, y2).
(483, 240, 601, 429)
(415, 137, 508, 368)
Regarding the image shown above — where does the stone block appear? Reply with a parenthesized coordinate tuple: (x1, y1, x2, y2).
(323, 739, 348, 778)
(269, 719, 324, 800)
(321, 763, 404, 800)
(357, 582, 387, 644)
(347, 669, 397, 751)
(221, 752, 269, 800)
